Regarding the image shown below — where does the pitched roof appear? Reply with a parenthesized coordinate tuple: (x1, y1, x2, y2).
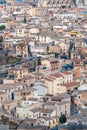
(51, 73, 63, 78)
(63, 81, 80, 88)
(61, 71, 72, 75)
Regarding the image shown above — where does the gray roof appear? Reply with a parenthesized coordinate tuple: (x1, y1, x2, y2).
(0, 125, 9, 130)
(0, 83, 23, 90)
(17, 124, 47, 130)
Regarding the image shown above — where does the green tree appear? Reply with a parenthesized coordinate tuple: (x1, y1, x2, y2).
(0, 36, 3, 42)
(23, 12, 27, 23)
(59, 114, 66, 124)
(55, 53, 59, 58)
(34, 61, 36, 71)
(1, 115, 9, 125)
(0, 25, 6, 30)
(38, 57, 41, 65)
(47, 45, 49, 52)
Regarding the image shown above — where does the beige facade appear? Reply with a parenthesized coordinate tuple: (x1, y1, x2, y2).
(73, 59, 85, 70)
(15, 27, 28, 37)
(8, 68, 29, 79)
(14, 88, 38, 101)
(72, 91, 87, 107)
(61, 72, 73, 83)
(42, 59, 59, 72)
(3, 79, 15, 84)
(45, 75, 64, 95)
(6, 5, 16, 13)
(17, 75, 36, 86)
(16, 43, 29, 58)
(2, 40, 13, 51)
(73, 67, 81, 79)
(45, 72, 73, 95)
(36, 65, 51, 75)
(3, 100, 17, 111)
(7, 20, 20, 29)
(14, 90, 33, 100)
(49, 45, 60, 53)
(44, 101, 70, 117)
(0, 92, 7, 106)
(63, 81, 80, 92)
(37, 0, 72, 7)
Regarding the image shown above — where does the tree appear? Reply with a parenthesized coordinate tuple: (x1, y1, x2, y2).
(34, 61, 36, 71)
(38, 57, 41, 65)
(23, 12, 27, 23)
(0, 36, 3, 42)
(59, 114, 66, 124)
(55, 53, 59, 58)
(47, 45, 49, 52)
(0, 25, 6, 30)
(1, 115, 9, 125)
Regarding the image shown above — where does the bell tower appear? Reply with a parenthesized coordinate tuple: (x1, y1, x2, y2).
(68, 38, 76, 59)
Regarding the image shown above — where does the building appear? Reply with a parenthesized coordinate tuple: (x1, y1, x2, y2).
(73, 59, 85, 70)
(0, 83, 23, 100)
(16, 102, 42, 119)
(17, 74, 36, 86)
(3, 100, 17, 112)
(73, 67, 81, 79)
(2, 38, 13, 52)
(15, 42, 29, 58)
(8, 67, 29, 80)
(63, 81, 80, 92)
(33, 82, 48, 96)
(72, 90, 87, 108)
(45, 74, 64, 95)
(35, 64, 51, 75)
(42, 59, 59, 72)
(15, 26, 28, 37)
(37, 0, 72, 8)
(44, 71, 73, 95)
(43, 100, 70, 117)
(0, 125, 9, 130)
(17, 123, 47, 130)
(58, 122, 87, 130)
(0, 91, 7, 107)
(14, 88, 38, 100)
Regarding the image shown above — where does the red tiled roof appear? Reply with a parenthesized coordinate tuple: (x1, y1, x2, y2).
(62, 7, 85, 12)
(63, 81, 80, 88)
(61, 71, 72, 75)
(51, 73, 63, 78)
(73, 59, 84, 62)
(45, 78, 53, 82)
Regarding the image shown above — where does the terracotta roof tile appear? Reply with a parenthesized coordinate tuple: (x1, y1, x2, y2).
(63, 81, 80, 88)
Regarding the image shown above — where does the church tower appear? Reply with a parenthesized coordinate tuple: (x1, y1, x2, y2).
(68, 39, 76, 59)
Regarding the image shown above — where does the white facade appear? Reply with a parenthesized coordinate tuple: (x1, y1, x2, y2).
(21, 100, 38, 107)
(35, 35, 52, 43)
(58, 12, 77, 19)
(28, 42, 35, 52)
(33, 82, 47, 96)
(0, 83, 23, 100)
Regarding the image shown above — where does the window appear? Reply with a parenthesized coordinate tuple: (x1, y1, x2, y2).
(78, 96, 80, 99)
(65, 105, 67, 109)
(42, 121, 44, 124)
(43, 113, 47, 116)
(65, 111, 67, 115)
